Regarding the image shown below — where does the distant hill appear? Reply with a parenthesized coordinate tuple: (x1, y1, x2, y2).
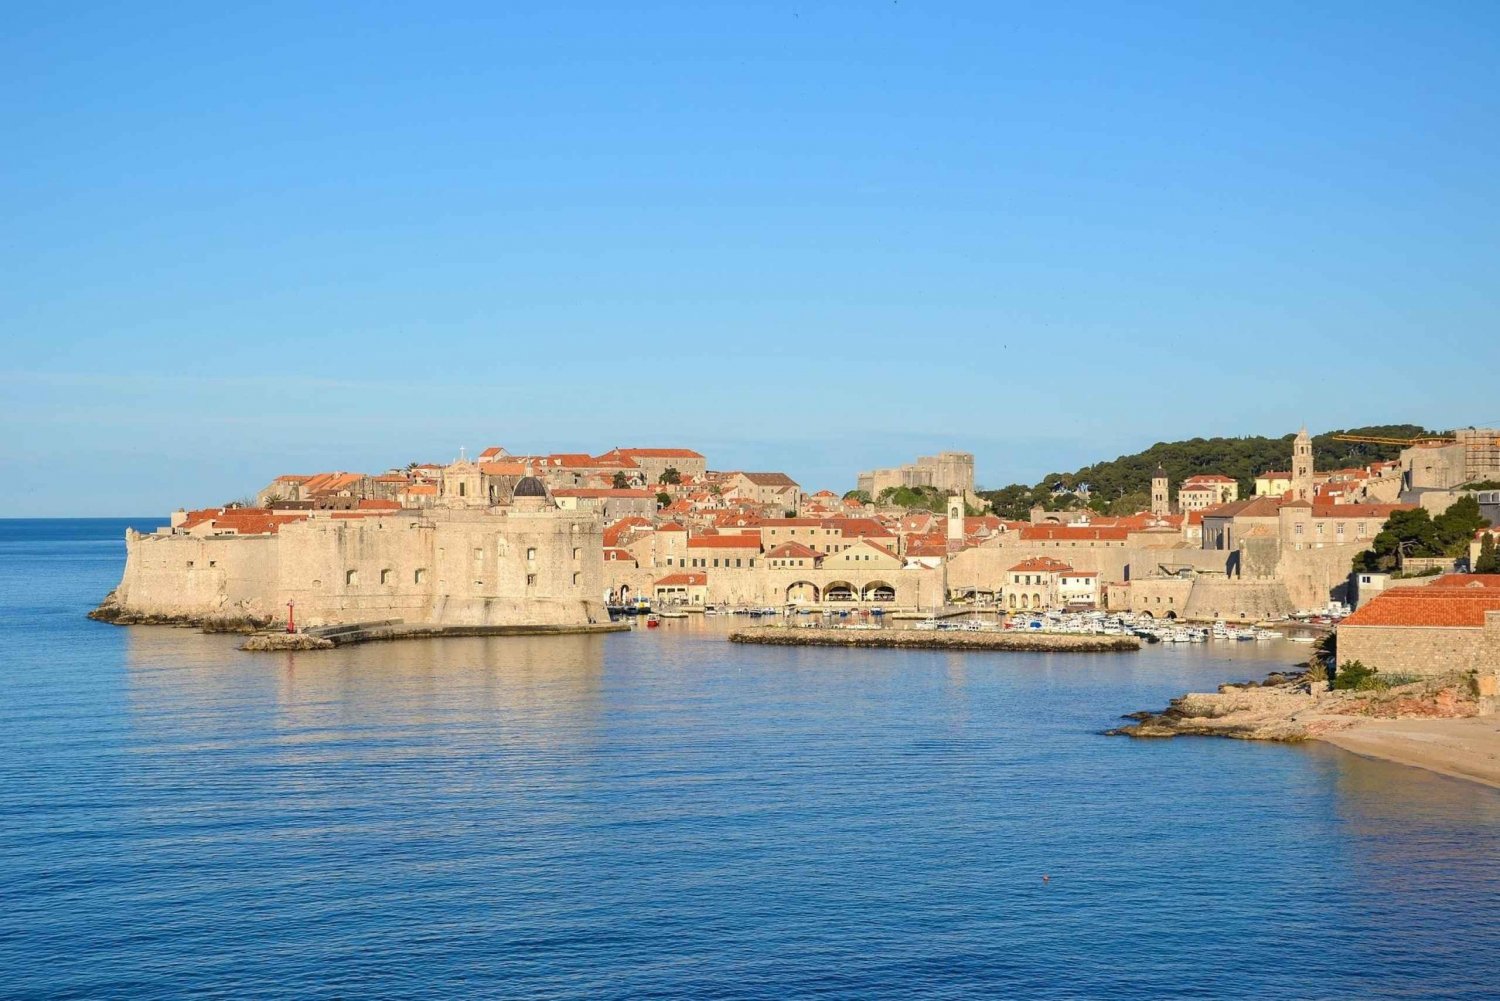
(979, 424, 1431, 519)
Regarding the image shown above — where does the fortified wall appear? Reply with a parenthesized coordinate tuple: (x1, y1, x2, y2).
(112, 508, 606, 628)
(604, 563, 944, 609)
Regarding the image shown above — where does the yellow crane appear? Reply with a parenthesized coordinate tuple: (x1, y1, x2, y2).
(1330, 432, 1455, 447)
(1331, 431, 1500, 448)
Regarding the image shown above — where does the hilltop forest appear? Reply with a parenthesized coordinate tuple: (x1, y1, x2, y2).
(978, 425, 1431, 520)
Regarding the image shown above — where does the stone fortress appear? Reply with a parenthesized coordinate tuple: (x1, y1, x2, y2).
(97, 427, 1500, 644)
(105, 471, 608, 631)
(857, 451, 978, 504)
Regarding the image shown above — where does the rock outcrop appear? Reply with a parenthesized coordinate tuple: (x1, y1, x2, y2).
(1107, 670, 1480, 742)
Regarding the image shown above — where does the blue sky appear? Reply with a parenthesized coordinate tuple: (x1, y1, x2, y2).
(3, 1, 1498, 515)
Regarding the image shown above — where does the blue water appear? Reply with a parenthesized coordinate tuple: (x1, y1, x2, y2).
(2, 519, 1498, 999)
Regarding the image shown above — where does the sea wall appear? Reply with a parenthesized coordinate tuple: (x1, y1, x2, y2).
(1338, 616, 1500, 678)
(107, 508, 606, 629)
(728, 627, 1139, 652)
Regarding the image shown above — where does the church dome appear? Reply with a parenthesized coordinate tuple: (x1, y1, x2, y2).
(513, 476, 548, 498)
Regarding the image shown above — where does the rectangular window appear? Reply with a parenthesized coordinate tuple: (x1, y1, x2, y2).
(526, 573, 537, 586)
(572, 572, 581, 585)
(415, 568, 427, 584)
(572, 548, 581, 560)
(526, 547, 537, 560)
(381, 569, 392, 585)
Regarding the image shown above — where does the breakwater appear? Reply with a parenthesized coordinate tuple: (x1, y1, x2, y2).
(241, 620, 629, 651)
(729, 627, 1139, 653)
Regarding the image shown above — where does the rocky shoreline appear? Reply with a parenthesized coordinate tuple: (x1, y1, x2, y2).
(1106, 669, 1480, 743)
(88, 592, 272, 634)
(730, 627, 1139, 653)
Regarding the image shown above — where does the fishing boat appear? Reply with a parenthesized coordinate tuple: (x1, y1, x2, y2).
(645, 614, 660, 629)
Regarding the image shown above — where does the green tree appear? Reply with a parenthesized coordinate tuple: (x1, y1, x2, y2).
(655, 491, 671, 509)
(843, 489, 872, 504)
(612, 471, 630, 489)
(1432, 495, 1489, 555)
(658, 467, 681, 485)
(1476, 534, 1499, 573)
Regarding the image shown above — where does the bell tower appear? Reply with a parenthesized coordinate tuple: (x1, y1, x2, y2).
(1292, 427, 1314, 501)
(947, 494, 965, 544)
(1151, 464, 1170, 516)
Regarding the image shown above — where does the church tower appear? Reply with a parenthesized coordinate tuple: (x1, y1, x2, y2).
(1292, 427, 1314, 501)
(947, 494, 965, 544)
(1151, 464, 1170, 516)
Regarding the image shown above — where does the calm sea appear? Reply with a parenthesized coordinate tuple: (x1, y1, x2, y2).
(2, 518, 1497, 999)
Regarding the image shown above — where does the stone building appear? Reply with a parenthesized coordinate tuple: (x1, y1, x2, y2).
(1177, 474, 1238, 512)
(857, 451, 977, 503)
(108, 476, 606, 629)
(1338, 574, 1500, 679)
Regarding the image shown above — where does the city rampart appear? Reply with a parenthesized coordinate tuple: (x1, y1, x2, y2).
(111, 509, 606, 628)
(1338, 613, 1500, 678)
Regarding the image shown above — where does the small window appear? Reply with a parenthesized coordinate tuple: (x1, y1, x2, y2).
(187, 560, 194, 568)
(414, 568, 427, 584)
(346, 569, 358, 586)
(572, 547, 581, 560)
(572, 572, 581, 585)
(526, 547, 537, 561)
(526, 573, 537, 586)
(381, 569, 392, 585)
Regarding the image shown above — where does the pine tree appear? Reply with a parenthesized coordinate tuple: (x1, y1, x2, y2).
(1477, 534, 1500, 574)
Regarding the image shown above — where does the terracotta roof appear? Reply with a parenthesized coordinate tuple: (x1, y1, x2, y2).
(1341, 579, 1500, 627)
(552, 488, 654, 498)
(733, 471, 799, 486)
(822, 517, 896, 539)
(765, 542, 821, 559)
(1018, 525, 1129, 542)
(1182, 474, 1236, 484)
(657, 522, 688, 533)
(614, 448, 705, 459)
(1060, 570, 1100, 578)
(1310, 503, 1413, 519)
(905, 538, 949, 558)
(1008, 556, 1075, 573)
(401, 483, 438, 495)
(356, 499, 401, 510)
(480, 461, 526, 476)
(604, 548, 637, 563)
(180, 507, 309, 535)
(654, 572, 708, 587)
(687, 535, 762, 549)
(1201, 496, 1285, 519)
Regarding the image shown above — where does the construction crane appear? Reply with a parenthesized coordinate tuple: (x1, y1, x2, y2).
(1330, 432, 1455, 447)
(1331, 430, 1500, 448)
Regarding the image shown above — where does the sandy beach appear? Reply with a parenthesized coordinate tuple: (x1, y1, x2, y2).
(1320, 717, 1500, 790)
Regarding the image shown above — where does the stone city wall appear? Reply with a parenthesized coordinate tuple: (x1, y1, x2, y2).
(604, 563, 943, 608)
(112, 509, 605, 628)
(1338, 615, 1500, 678)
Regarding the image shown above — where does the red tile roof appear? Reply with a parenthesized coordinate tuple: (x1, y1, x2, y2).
(1341, 578, 1500, 628)
(765, 542, 821, 559)
(1008, 556, 1074, 573)
(614, 448, 705, 459)
(654, 572, 707, 587)
(733, 471, 799, 486)
(687, 535, 762, 549)
(1018, 525, 1129, 542)
(1310, 503, 1413, 519)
